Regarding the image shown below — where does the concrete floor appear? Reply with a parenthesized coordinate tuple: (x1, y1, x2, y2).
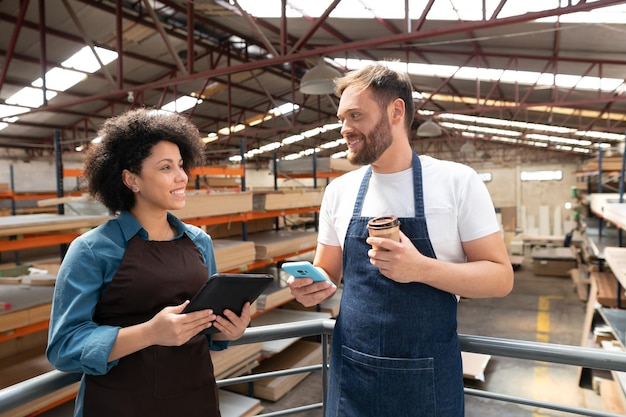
(39, 256, 604, 417)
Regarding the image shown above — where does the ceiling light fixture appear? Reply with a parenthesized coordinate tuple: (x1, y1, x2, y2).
(416, 119, 442, 137)
(300, 58, 342, 95)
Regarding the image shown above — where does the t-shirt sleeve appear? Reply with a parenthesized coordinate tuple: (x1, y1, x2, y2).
(457, 170, 501, 242)
(317, 183, 342, 247)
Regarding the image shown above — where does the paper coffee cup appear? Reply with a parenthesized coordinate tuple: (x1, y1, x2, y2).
(367, 215, 400, 249)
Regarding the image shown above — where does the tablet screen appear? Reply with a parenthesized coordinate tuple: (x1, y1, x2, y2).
(183, 273, 274, 334)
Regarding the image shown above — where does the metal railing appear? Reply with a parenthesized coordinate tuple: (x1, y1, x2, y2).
(1, 319, 625, 417)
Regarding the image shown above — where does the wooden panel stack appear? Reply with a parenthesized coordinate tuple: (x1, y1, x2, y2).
(250, 230, 318, 260)
(171, 191, 253, 219)
(252, 190, 323, 211)
(213, 239, 256, 272)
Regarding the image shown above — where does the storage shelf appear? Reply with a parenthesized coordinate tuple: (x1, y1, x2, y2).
(0, 233, 80, 252)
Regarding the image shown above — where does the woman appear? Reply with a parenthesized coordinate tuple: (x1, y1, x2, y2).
(46, 108, 250, 417)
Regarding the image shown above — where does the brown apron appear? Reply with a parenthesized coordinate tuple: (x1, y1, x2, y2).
(84, 234, 220, 417)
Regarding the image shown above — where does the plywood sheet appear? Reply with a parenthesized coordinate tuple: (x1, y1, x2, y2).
(211, 342, 263, 379)
(213, 239, 256, 272)
(218, 389, 263, 417)
(225, 340, 323, 401)
(171, 191, 253, 219)
(250, 309, 331, 356)
(0, 214, 110, 237)
(252, 190, 323, 211)
(250, 230, 317, 260)
(0, 286, 54, 332)
(605, 247, 626, 289)
(461, 351, 491, 382)
(603, 203, 626, 230)
(254, 278, 293, 313)
(275, 157, 356, 174)
(589, 193, 622, 217)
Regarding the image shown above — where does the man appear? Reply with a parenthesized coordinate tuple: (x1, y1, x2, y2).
(288, 64, 514, 417)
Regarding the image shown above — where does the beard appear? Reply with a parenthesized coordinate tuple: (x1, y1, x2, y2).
(347, 113, 393, 166)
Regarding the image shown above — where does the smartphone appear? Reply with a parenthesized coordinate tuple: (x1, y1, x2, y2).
(281, 261, 335, 286)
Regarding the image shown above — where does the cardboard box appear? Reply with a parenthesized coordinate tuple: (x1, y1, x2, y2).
(532, 247, 577, 277)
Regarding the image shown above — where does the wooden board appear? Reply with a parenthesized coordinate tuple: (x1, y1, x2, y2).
(252, 190, 323, 211)
(225, 340, 323, 402)
(461, 351, 491, 382)
(218, 390, 263, 417)
(570, 268, 590, 302)
(589, 193, 622, 217)
(531, 247, 577, 277)
(604, 247, 626, 289)
(593, 271, 626, 308)
(0, 214, 110, 237)
(275, 157, 356, 174)
(254, 278, 293, 313)
(603, 203, 626, 230)
(250, 230, 318, 260)
(250, 309, 331, 356)
(170, 191, 253, 219)
(211, 342, 263, 379)
(213, 239, 256, 272)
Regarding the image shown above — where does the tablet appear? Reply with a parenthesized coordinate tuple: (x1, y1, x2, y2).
(183, 273, 274, 334)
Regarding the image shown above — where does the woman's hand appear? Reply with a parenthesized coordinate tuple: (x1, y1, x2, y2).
(212, 302, 252, 341)
(146, 301, 215, 346)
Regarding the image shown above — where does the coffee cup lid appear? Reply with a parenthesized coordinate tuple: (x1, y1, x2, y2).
(367, 215, 400, 229)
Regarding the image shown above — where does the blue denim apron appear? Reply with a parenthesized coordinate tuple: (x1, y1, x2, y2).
(326, 153, 464, 417)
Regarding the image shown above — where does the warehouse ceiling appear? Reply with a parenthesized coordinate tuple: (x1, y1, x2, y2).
(1, 0, 626, 167)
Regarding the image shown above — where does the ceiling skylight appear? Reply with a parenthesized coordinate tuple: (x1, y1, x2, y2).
(234, 0, 626, 23)
(32, 67, 87, 91)
(4, 45, 118, 110)
(161, 95, 202, 113)
(62, 46, 118, 73)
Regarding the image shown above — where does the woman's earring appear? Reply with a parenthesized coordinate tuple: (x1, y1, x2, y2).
(132, 187, 139, 193)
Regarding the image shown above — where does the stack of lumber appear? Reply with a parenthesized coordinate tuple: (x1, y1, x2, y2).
(255, 278, 293, 313)
(171, 191, 253, 219)
(207, 218, 276, 239)
(592, 271, 626, 308)
(252, 189, 323, 211)
(0, 286, 53, 334)
(211, 342, 264, 380)
(274, 157, 356, 174)
(603, 203, 626, 230)
(250, 230, 318, 260)
(218, 390, 263, 417)
(0, 214, 111, 237)
(249, 309, 331, 356)
(531, 247, 577, 277)
(213, 239, 256, 272)
(0, 262, 60, 286)
(461, 352, 491, 382)
(580, 156, 625, 172)
(225, 340, 323, 401)
(589, 193, 622, 217)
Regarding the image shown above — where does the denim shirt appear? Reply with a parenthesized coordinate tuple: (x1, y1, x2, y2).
(46, 211, 227, 416)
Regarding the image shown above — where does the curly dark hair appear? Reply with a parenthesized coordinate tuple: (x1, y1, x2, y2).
(83, 108, 204, 212)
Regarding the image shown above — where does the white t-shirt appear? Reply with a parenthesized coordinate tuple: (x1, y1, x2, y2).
(318, 155, 501, 263)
